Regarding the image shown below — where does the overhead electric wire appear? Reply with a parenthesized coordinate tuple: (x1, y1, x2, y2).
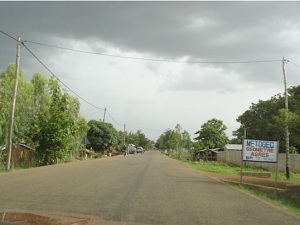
(23, 39, 282, 65)
(288, 60, 300, 69)
(0, 29, 19, 42)
(2, 29, 299, 136)
(106, 109, 124, 127)
(22, 43, 104, 111)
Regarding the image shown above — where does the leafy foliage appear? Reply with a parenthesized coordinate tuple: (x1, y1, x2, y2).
(35, 78, 77, 165)
(155, 124, 192, 152)
(87, 120, 120, 151)
(234, 86, 300, 153)
(194, 118, 229, 149)
(0, 64, 90, 166)
(125, 130, 152, 149)
(0, 63, 35, 145)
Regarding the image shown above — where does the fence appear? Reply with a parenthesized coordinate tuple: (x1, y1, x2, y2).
(217, 151, 300, 172)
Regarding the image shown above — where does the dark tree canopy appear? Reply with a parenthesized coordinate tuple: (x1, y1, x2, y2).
(234, 86, 300, 153)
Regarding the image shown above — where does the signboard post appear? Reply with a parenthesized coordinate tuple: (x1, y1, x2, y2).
(243, 139, 278, 163)
(242, 139, 278, 194)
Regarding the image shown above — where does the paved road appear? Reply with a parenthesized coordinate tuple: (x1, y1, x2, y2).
(0, 151, 299, 225)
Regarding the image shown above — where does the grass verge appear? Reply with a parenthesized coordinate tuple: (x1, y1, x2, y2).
(180, 160, 300, 182)
(0, 164, 4, 172)
(231, 183, 300, 215)
(179, 160, 300, 215)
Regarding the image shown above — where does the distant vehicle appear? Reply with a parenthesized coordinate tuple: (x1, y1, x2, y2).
(136, 146, 144, 153)
(128, 144, 136, 154)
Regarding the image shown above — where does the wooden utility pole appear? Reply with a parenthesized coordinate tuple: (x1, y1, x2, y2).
(282, 57, 290, 180)
(103, 107, 107, 122)
(6, 36, 21, 171)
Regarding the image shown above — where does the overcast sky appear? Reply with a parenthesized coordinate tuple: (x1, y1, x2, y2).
(1, 1, 300, 141)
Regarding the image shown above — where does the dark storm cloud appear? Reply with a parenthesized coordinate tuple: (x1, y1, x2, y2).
(1, 1, 300, 60)
(1, 1, 300, 140)
(1, 1, 300, 87)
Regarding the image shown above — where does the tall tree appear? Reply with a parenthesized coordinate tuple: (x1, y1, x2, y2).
(87, 120, 119, 151)
(30, 72, 51, 147)
(0, 63, 35, 146)
(195, 118, 229, 149)
(182, 130, 192, 149)
(234, 96, 284, 142)
(235, 86, 300, 153)
(1, 64, 89, 166)
(35, 77, 76, 165)
(155, 124, 187, 151)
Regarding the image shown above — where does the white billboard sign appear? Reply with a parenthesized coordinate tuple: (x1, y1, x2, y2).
(243, 139, 278, 163)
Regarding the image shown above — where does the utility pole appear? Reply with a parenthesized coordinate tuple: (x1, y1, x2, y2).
(103, 107, 107, 122)
(282, 57, 290, 180)
(6, 36, 21, 171)
(123, 124, 126, 145)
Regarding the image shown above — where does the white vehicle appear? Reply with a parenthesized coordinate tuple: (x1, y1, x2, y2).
(128, 144, 136, 154)
(136, 146, 144, 153)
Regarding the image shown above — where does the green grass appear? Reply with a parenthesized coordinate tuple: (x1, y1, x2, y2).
(181, 160, 300, 182)
(233, 183, 300, 215)
(0, 163, 4, 172)
(180, 160, 300, 215)
(181, 161, 265, 175)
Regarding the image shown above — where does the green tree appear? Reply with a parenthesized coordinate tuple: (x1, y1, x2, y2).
(0, 65, 14, 145)
(30, 72, 51, 147)
(125, 131, 139, 146)
(35, 77, 76, 165)
(72, 117, 89, 157)
(182, 130, 192, 149)
(87, 120, 119, 151)
(233, 90, 300, 153)
(229, 138, 242, 144)
(195, 118, 229, 149)
(135, 130, 152, 149)
(0, 63, 35, 146)
(0, 64, 89, 166)
(155, 124, 189, 156)
(234, 96, 284, 142)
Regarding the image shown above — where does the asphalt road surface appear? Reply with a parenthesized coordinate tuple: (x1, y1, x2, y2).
(0, 151, 299, 225)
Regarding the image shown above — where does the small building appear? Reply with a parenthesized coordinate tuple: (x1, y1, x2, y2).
(194, 148, 223, 161)
(1, 144, 35, 168)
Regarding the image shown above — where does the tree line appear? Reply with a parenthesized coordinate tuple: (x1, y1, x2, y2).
(1, 63, 299, 169)
(156, 88, 300, 154)
(0, 64, 152, 168)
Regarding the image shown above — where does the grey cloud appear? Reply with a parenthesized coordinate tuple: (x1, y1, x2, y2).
(2, 1, 300, 140)
(2, 1, 300, 59)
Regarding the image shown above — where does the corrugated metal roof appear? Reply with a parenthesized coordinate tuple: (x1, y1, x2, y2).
(225, 144, 242, 151)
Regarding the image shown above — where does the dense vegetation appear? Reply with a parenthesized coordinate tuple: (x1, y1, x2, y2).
(234, 86, 300, 153)
(0, 64, 152, 169)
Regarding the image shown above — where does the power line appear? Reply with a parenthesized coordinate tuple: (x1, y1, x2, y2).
(22, 42, 104, 111)
(23, 39, 281, 65)
(288, 60, 300, 69)
(0, 29, 104, 111)
(0, 29, 19, 42)
(0, 29, 284, 65)
(106, 109, 124, 127)
(2, 29, 298, 137)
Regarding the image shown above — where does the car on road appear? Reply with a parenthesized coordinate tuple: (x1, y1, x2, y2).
(128, 144, 137, 154)
(136, 146, 144, 153)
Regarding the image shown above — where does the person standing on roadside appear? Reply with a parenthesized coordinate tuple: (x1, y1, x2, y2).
(108, 147, 112, 157)
(122, 145, 127, 157)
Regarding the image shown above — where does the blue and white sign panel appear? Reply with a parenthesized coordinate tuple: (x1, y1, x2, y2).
(243, 139, 278, 163)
